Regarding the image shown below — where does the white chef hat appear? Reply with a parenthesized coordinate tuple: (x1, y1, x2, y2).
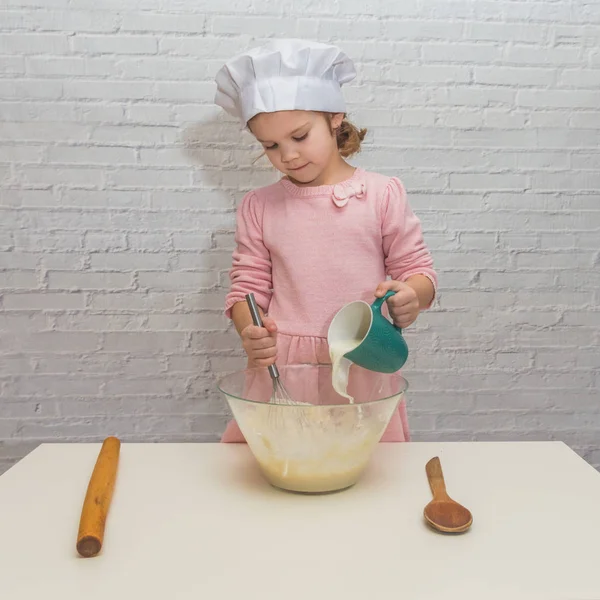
(214, 39, 356, 127)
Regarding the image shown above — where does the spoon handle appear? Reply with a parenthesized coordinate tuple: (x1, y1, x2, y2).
(426, 456, 450, 500)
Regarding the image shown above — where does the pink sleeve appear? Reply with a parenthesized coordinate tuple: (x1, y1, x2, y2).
(381, 177, 438, 308)
(224, 191, 272, 318)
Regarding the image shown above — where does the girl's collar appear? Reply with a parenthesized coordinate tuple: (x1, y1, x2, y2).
(279, 168, 366, 207)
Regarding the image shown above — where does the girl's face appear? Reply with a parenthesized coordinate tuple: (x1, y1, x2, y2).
(248, 110, 344, 184)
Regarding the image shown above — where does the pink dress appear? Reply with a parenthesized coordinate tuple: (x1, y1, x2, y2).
(221, 168, 437, 443)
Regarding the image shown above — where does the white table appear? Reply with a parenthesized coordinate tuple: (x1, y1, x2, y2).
(0, 442, 599, 599)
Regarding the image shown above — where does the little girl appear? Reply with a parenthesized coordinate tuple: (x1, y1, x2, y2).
(215, 39, 437, 443)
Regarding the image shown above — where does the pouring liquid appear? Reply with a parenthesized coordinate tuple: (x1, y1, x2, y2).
(329, 339, 361, 403)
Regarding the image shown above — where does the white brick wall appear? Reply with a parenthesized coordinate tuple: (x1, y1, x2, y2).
(1, 0, 599, 472)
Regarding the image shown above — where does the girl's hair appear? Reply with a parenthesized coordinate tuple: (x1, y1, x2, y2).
(327, 114, 367, 158)
(250, 112, 367, 163)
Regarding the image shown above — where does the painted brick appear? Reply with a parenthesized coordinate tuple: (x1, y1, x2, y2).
(2, 292, 85, 310)
(89, 252, 170, 271)
(137, 271, 216, 290)
(88, 292, 177, 311)
(47, 271, 132, 291)
(120, 12, 205, 33)
(103, 332, 187, 353)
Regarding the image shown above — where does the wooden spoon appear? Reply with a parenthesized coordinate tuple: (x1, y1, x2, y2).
(424, 456, 473, 533)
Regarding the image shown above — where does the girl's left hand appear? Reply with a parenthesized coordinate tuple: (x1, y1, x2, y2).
(374, 280, 420, 329)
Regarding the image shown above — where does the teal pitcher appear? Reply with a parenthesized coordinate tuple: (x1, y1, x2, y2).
(327, 291, 408, 373)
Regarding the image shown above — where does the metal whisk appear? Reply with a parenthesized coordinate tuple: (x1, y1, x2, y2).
(245, 294, 310, 428)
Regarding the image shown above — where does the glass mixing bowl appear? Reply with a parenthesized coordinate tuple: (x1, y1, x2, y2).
(217, 364, 408, 493)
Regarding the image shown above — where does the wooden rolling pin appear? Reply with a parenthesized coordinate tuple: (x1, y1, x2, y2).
(76, 436, 121, 558)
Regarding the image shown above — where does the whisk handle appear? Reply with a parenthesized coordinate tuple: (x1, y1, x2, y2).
(268, 363, 280, 380)
(245, 293, 280, 381)
(245, 293, 263, 328)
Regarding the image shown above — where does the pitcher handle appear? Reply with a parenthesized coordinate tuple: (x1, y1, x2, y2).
(371, 290, 403, 332)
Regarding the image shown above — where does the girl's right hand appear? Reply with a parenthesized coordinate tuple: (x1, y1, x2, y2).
(241, 317, 278, 368)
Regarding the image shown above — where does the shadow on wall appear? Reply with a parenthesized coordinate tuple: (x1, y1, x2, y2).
(176, 114, 278, 418)
(181, 113, 277, 193)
